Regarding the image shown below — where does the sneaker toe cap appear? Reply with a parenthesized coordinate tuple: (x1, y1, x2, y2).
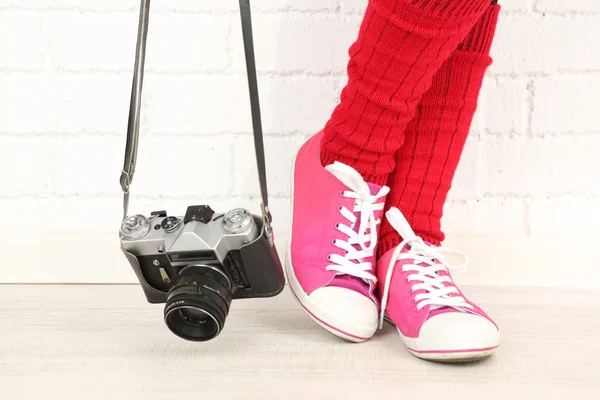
(416, 312, 500, 352)
(307, 287, 378, 339)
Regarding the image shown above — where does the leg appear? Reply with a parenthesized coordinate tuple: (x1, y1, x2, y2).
(379, 2, 501, 251)
(320, 0, 494, 186)
(375, 3, 502, 361)
(286, 0, 493, 342)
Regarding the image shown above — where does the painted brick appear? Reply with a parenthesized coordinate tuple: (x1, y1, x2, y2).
(0, 73, 59, 134)
(42, 197, 123, 232)
(490, 15, 600, 74)
(500, 0, 535, 12)
(442, 198, 527, 235)
(0, 10, 44, 70)
(471, 77, 528, 135)
(49, 72, 131, 134)
(258, 77, 339, 134)
(0, 0, 338, 12)
(0, 137, 54, 196)
(43, 11, 137, 71)
(0, 72, 126, 135)
(441, 201, 477, 234)
(529, 197, 600, 235)
(0, 1, 137, 10)
(482, 136, 600, 196)
(249, 0, 338, 11)
(0, 199, 46, 232)
(140, 74, 251, 135)
(52, 135, 124, 197)
(536, 0, 600, 12)
(341, 0, 367, 14)
(342, 0, 535, 14)
(477, 197, 527, 234)
(532, 76, 600, 134)
(136, 136, 235, 198)
(230, 14, 360, 74)
(154, 0, 337, 12)
(49, 134, 234, 198)
(140, 75, 338, 135)
(144, 14, 230, 72)
(1, 2, 599, 243)
(235, 135, 305, 198)
(44, 11, 230, 72)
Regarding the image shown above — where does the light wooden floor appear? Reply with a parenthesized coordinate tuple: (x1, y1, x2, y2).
(1, 285, 599, 399)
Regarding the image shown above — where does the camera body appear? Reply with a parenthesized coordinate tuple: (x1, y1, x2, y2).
(119, 204, 285, 341)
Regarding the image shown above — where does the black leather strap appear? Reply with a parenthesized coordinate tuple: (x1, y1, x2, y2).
(120, 0, 150, 219)
(121, 0, 272, 238)
(239, 0, 272, 225)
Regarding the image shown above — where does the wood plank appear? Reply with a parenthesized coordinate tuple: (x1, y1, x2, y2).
(1, 285, 599, 400)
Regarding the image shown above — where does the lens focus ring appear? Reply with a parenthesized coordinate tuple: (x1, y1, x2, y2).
(164, 269, 233, 342)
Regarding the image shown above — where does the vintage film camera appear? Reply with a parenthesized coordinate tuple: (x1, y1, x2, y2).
(118, 0, 285, 342)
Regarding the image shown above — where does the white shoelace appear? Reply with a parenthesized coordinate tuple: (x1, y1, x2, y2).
(378, 207, 473, 328)
(325, 162, 390, 283)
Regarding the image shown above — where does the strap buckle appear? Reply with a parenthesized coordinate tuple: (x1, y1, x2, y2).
(261, 203, 273, 246)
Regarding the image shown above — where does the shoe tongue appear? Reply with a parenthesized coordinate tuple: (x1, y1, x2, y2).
(324, 162, 382, 299)
(325, 162, 371, 196)
(367, 182, 382, 195)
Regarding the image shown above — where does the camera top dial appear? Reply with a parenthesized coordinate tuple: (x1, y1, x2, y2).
(222, 208, 253, 234)
(161, 216, 181, 232)
(120, 214, 151, 240)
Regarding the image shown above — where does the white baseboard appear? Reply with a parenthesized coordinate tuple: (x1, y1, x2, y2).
(2, 233, 597, 288)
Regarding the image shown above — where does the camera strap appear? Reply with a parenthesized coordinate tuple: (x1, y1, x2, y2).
(120, 0, 273, 245)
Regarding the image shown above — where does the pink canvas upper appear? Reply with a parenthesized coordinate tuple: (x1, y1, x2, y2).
(290, 131, 387, 303)
(377, 245, 498, 338)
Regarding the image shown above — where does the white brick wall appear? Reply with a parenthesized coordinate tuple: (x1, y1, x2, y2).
(1, 0, 598, 241)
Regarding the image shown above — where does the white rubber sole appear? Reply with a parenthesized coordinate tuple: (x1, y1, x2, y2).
(384, 316, 499, 362)
(285, 149, 376, 343)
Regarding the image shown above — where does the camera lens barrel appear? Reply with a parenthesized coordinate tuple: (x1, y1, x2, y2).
(163, 266, 233, 342)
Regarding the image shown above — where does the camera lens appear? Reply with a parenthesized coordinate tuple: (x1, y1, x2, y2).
(164, 265, 233, 341)
(177, 308, 211, 325)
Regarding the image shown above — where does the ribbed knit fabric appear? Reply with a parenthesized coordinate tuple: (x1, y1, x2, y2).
(319, 0, 492, 186)
(378, 4, 501, 256)
(457, 3, 499, 53)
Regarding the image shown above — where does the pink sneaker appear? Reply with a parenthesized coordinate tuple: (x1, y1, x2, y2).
(377, 207, 500, 361)
(286, 132, 389, 342)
